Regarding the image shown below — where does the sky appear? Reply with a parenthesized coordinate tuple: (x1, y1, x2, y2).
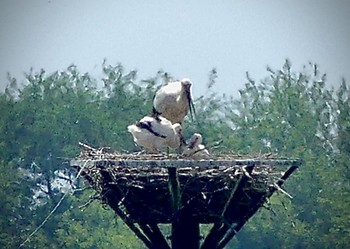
(1, 0, 349, 98)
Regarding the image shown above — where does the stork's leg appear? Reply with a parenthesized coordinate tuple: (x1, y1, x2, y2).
(177, 129, 186, 154)
(176, 144, 183, 154)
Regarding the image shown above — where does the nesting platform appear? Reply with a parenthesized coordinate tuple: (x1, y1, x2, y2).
(71, 148, 301, 249)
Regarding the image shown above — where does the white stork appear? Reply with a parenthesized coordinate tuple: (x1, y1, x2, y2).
(182, 133, 210, 160)
(152, 78, 195, 125)
(127, 116, 182, 153)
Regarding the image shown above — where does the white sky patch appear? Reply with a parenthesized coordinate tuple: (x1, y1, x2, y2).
(0, 0, 349, 98)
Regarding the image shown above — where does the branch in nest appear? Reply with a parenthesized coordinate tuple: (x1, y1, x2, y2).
(56, 175, 73, 184)
(79, 142, 97, 152)
(242, 166, 253, 180)
(273, 183, 293, 199)
(72, 186, 92, 194)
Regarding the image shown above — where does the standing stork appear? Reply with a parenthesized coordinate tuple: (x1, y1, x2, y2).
(152, 78, 195, 125)
(127, 116, 183, 153)
(182, 133, 210, 159)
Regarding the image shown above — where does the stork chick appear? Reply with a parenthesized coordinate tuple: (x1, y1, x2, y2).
(182, 133, 210, 160)
(152, 78, 195, 124)
(127, 116, 182, 153)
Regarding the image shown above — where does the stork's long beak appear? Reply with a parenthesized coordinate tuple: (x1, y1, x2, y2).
(185, 87, 196, 122)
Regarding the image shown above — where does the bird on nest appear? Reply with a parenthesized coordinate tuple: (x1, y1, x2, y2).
(127, 115, 183, 153)
(182, 133, 210, 160)
(152, 78, 196, 125)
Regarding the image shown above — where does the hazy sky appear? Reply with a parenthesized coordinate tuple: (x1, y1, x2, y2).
(1, 0, 349, 97)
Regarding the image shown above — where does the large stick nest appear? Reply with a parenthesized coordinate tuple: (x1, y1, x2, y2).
(72, 146, 299, 224)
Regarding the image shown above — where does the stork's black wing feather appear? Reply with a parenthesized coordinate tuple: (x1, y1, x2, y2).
(136, 121, 167, 138)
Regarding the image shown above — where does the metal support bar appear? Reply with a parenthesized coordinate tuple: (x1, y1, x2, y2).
(149, 224, 171, 249)
(168, 167, 201, 249)
(72, 158, 302, 169)
(138, 223, 170, 249)
(100, 170, 154, 248)
(201, 163, 255, 249)
(112, 206, 154, 248)
(168, 167, 181, 212)
(172, 210, 200, 249)
(216, 163, 300, 249)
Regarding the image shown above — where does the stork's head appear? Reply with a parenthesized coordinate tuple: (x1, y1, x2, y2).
(173, 123, 182, 134)
(181, 78, 192, 89)
(180, 78, 196, 121)
(188, 133, 203, 149)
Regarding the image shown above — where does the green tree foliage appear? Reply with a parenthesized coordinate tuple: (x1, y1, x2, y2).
(54, 191, 144, 249)
(221, 60, 349, 249)
(0, 60, 349, 248)
(0, 64, 155, 248)
(0, 160, 34, 249)
(316, 79, 350, 248)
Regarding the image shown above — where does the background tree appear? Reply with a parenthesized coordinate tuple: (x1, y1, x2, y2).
(0, 60, 349, 248)
(221, 61, 347, 249)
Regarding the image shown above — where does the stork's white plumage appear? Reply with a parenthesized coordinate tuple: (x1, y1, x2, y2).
(127, 116, 182, 152)
(182, 133, 210, 160)
(152, 78, 195, 124)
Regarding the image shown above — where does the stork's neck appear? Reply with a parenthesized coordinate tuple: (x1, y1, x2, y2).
(179, 89, 190, 103)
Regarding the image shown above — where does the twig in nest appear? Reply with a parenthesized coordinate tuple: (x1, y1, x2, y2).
(242, 166, 253, 180)
(273, 183, 293, 199)
(79, 142, 98, 152)
(98, 147, 111, 153)
(117, 189, 130, 206)
(72, 186, 92, 194)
